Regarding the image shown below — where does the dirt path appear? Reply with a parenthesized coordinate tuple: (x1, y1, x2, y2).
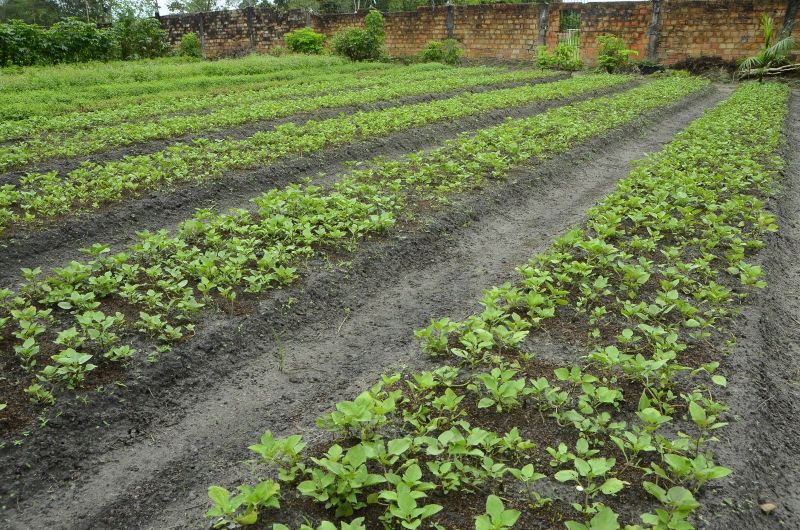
(693, 90, 800, 529)
(0, 78, 628, 288)
(0, 88, 730, 529)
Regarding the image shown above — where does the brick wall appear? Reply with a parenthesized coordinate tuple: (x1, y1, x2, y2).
(160, 7, 308, 57)
(659, 0, 788, 63)
(160, 1, 797, 66)
(548, 2, 652, 64)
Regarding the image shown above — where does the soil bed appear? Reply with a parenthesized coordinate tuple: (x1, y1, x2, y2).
(0, 75, 567, 183)
(0, 77, 627, 287)
(0, 86, 733, 529)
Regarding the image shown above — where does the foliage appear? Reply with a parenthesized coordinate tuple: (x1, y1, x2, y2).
(113, 16, 169, 60)
(332, 9, 384, 62)
(0, 15, 168, 67)
(0, 68, 572, 209)
(737, 14, 798, 81)
(167, 0, 220, 13)
(5, 75, 704, 418)
(536, 43, 582, 71)
(418, 39, 463, 65)
(178, 31, 202, 58)
(596, 34, 637, 73)
(0, 19, 46, 66)
(192, 79, 789, 528)
(285, 27, 326, 55)
(559, 10, 581, 31)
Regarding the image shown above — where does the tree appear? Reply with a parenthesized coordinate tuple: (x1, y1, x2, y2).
(167, 0, 220, 13)
(0, 0, 61, 25)
(738, 14, 798, 81)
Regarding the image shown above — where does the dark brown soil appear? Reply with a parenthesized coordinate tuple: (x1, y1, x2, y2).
(0, 85, 756, 529)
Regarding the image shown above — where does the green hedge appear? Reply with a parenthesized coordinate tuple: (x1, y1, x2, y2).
(0, 17, 169, 67)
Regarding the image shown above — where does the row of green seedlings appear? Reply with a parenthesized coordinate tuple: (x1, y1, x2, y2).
(0, 58, 395, 121)
(200, 81, 788, 529)
(0, 76, 707, 427)
(0, 54, 349, 104)
(0, 67, 555, 165)
(0, 73, 630, 234)
(0, 62, 457, 142)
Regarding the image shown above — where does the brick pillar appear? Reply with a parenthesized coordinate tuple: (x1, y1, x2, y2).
(538, 3, 549, 46)
(197, 12, 205, 53)
(446, 3, 454, 40)
(246, 7, 256, 49)
(647, 0, 662, 62)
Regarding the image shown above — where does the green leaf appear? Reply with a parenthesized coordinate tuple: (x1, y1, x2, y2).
(600, 477, 625, 495)
(478, 398, 495, 409)
(555, 469, 578, 482)
(590, 506, 620, 530)
(208, 485, 231, 507)
(711, 374, 727, 387)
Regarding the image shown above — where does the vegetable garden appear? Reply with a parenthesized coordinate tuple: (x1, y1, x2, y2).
(0, 54, 798, 530)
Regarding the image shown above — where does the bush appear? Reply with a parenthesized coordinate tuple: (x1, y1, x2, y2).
(47, 19, 118, 64)
(114, 17, 169, 60)
(0, 17, 169, 66)
(0, 17, 170, 67)
(0, 18, 118, 66)
(179, 32, 203, 58)
(333, 9, 384, 62)
(0, 20, 46, 66)
(536, 43, 582, 71)
(419, 39, 462, 65)
(285, 27, 326, 55)
(596, 34, 637, 73)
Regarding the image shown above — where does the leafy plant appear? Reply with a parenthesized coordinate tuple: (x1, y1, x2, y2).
(285, 27, 326, 55)
(738, 14, 798, 81)
(333, 9, 385, 62)
(537, 43, 583, 71)
(419, 39, 463, 65)
(474, 495, 520, 530)
(178, 31, 202, 58)
(596, 34, 637, 73)
(205, 480, 280, 527)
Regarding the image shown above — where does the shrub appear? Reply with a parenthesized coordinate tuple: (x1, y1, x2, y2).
(285, 27, 326, 55)
(0, 20, 46, 66)
(0, 16, 170, 67)
(419, 39, 462, 65)
(536, 43, 582, 71)
(333, 9, 384, 62)
(596, 34, 637, 73)
(0, 18, 118, 66)
(47, 19, 118, 64)
(179, 32, 203, 58)
(113, 17, 169, 60)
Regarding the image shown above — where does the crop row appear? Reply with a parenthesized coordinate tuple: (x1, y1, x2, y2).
(0, 62, 435, 140)
(0, 74, 630, 234)
(0, 54, 349, 95)
(0, 63, 507, 142)
(0, 68, 555, 166)
(0, 60, 408, 121)
(199, 81, 788, 529)
(0, 76, 707, 430)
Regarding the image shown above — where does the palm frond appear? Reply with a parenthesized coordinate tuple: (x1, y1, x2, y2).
(737, 54, 765, 74)
(765, 36, 796, 61)
(761, 14, 775, 47)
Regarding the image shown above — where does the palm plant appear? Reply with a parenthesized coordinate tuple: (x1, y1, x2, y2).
(738, 14, 798, 81)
